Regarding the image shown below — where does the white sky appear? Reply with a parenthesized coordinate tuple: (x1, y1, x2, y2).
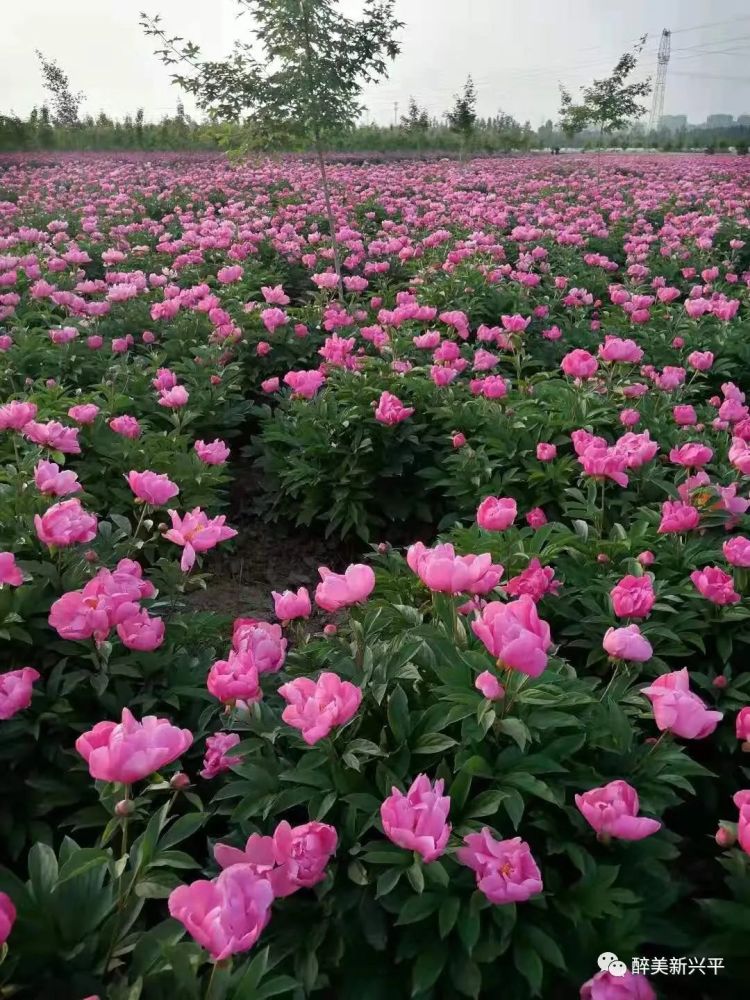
(3, 0, 750, 126)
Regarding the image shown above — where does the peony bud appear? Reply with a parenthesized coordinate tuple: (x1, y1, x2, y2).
(715, 825, 736, 848)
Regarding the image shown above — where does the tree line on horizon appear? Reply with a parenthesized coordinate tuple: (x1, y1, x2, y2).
(0, 11, 748, 158)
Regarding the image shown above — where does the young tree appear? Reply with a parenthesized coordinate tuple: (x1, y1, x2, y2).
(135, 107, 145, 145)
(36, 51, 84, 127)
(558, 40, 651, 177)
(446, 75, 477, 158)
(141, 1, 402, 296)
(400, 97, 430, 133)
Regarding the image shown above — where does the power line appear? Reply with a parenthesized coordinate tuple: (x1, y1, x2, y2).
(670, 14, 750, 35)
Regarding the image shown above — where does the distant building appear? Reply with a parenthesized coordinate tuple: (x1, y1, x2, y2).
(706, 114, 734, 128)
(738, 115, 750, 127)
(660, 114, 687, 132)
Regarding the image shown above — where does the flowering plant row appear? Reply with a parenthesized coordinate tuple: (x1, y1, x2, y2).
(0, 152, 750, 999)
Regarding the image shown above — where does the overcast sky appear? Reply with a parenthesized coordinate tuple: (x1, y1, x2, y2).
(3, 0, 750, 126)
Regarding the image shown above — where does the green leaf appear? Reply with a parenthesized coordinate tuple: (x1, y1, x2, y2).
(57, 847, 109, 885)
(411, 946, 447, 996)
(450, 955, 482, 998)
(497, 718, 530, 751)
(406, 858, 425, 894)
(387, 685, 411, 744)
(439, 896, 461, 938)
(28, 842, 59, 901)
(502, 788, 525, 829)
(522, 925, 566, 970)
(465, 789, 506, 819)
(376, 867, 403, 898)
(396, 892, 441, 925)
(159, 813, 205, 851)
(232, 946, 269, 998)
(413, 733, 458, 754)
(457, 900, 481, 953)
(514, 941, 544, 995)
(254, 975, 299, 999)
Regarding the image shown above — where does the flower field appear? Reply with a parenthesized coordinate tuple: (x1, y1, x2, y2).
(1, 151, 750, 999)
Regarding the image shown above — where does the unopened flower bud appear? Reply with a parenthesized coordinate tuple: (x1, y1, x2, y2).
(170, 771, 191, 790)
(115, 799, 135, 817)
(715, 825, 736, 848)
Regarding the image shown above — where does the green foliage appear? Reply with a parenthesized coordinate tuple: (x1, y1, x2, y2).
(140, 1, 402, 148)
(559, 43, 651, 139)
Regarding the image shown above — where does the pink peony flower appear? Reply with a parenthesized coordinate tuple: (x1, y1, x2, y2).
(471, 596, 552, 677)
(126, 470, 179, 506)
(476, 496, 517, 531)
(602, 624, 652, 662)
(610, 575, 655, 619)
(536, 443, 557, 461)
(200, 732, 242, 779)
(272, 587, 312, 621)
(687, 350, 714, 372)
(735, 790, 750, 854)
(168, 865, 273, 960)
(0, 892, 16, 945)
(34, 498, 97, 547)
(561, 348, 598, 379)
(314, 563, 375, 611)
(214, 820, 337, 898)
(0, 551, 24, 587)
(475, 670, 505, 700)
(267, 821, 338, 896)
(673, 404, 697, 426)
(163, 507, 237, 572)
(109, 415, 141, 439)
(505, 558, 560, 602)
(261, 307, 289, 334)
(0, 400, 37, 431)
(374, 391, 414, 425)
(452, 432, 467, 448)
(736, 706, 750, 743)
(76, 707, 192, 783)
(669, 442, 713, 468)
(207, 650, 262, 706)
(598, 336, 643, 364)
(194, 439, 230, 465)
(642, 668, 723, 739)
(457, 830, 542, 904)
(407, 542, 502, 596)
(158, 385, 189, 409)
(34, 460, 82, 497)
(580, 970, 656, 1000)
(526, 507, 547, 529)
(22, 420, 80, 454)
(380, 774, 450, 862)
(690, 566, 740, 605)
(68, 403, 100, 425)
(232, 618, 287, 674)
(575, 780, 661, 840)
(723, 536, 750, 567)
(261, 284, 290, 305)
(657, 500, 699, 534)
(0, 667, 40, 720)
(116, 610, 165, 651)
(279, 671, 362, 745)
(283, 369, 325, 399)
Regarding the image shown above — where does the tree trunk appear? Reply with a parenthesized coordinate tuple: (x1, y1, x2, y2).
(314, 143, 345, 301)
(298, 0, 345, 301)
